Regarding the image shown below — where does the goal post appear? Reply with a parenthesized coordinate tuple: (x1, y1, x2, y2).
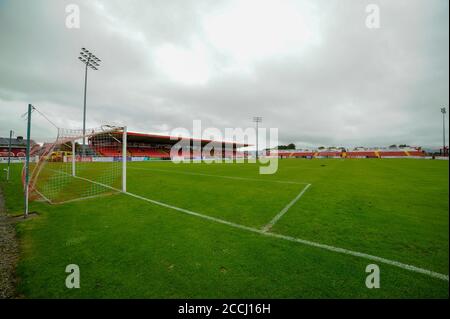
(122, 126, 127, 193)
(72, 140, 76, 177)
(24, 125, 127, 205)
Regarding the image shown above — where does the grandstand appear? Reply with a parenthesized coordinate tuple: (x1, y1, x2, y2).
(0, 136, 36, 157)
(269, 147, 427, 159)
(0, 132, 438, 163)
(316, 150, 342, 158)
(91, 131, 249, 160)
(346, 150, 378, 158)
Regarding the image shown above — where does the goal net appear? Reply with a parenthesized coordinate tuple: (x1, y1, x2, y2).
(24, 125, 127, 204)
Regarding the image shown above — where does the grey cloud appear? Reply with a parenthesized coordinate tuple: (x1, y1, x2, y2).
(0, 0, 448, 148)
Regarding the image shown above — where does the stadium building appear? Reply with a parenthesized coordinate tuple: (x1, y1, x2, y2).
(270, 147, 427, 159)
(91, 131, 249, 160)
(0, 136, 36, 157)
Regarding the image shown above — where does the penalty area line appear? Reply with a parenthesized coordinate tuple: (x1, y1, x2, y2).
(123, 190, 449, 282)
(262, 183, 311, 232)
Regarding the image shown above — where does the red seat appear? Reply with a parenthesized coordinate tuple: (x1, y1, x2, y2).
(317, 152, 341, 157)
(379, 151, 407, 157)
(128, 147, 170, 158)
(346, 151, 378, 157)
(408, 151, 425, 156)
(290, 152, 315, 157)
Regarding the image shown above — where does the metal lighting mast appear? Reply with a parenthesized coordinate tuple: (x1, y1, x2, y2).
(441, 107, 447, 156)
(78, 48, 101, 156)
(253, 116, 263, 160)
(24, 104, 33, 218)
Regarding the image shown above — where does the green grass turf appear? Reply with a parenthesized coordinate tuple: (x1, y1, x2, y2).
(0, 158, 448, 298)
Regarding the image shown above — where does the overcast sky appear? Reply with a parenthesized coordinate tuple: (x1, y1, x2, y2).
(0, 0, 448, 148)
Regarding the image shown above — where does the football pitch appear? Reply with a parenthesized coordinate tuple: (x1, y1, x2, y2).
(1, 158, 448, 298)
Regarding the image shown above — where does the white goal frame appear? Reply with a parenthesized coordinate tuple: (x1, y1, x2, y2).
(26, 125, 127, 205)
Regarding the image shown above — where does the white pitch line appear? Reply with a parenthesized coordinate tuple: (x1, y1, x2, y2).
(44, 167, 120, 192)
(128, 166, 309, 185)
(262, 183, 311, 232)
(71, 174, 120, 191)
(55, 192, 117, 205)
(123, 190, 448, 282)
(36, 168, 121, 202)
(34, 189, 52, 204)
(264, 231, 449, 282)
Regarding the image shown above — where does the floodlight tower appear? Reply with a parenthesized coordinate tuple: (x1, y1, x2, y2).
(441, 107, 447, 156)
(253, 116, 263, 160)
(78, 48, 101, 156)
